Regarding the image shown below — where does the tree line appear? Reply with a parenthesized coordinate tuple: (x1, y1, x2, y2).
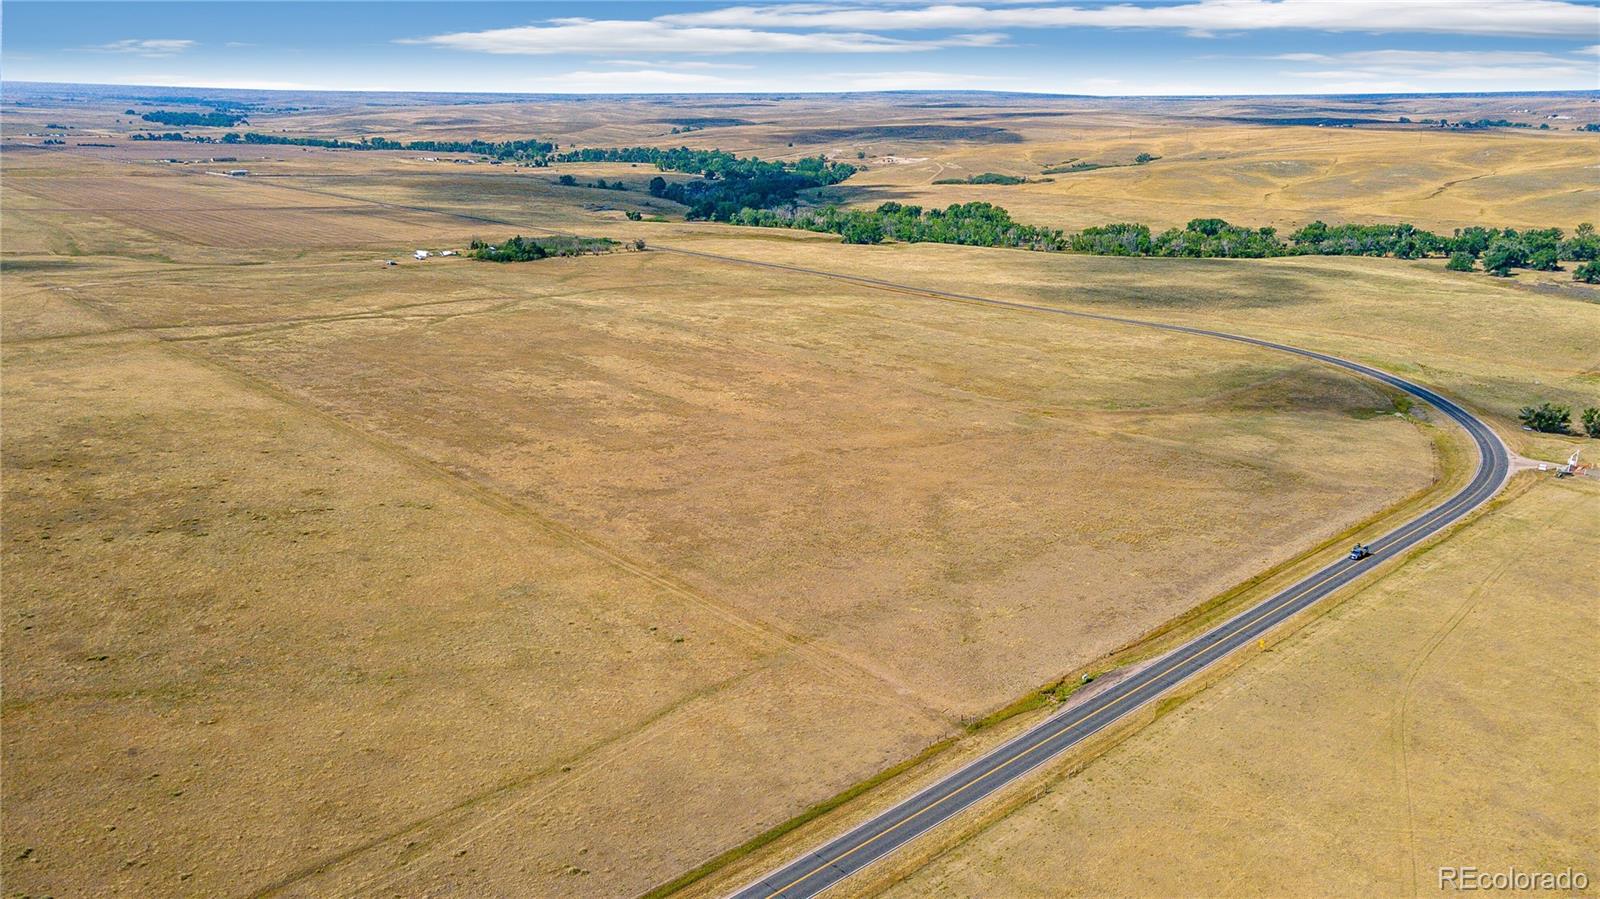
(555, 146, 856, 220)
(723, 201, 1600, 281)
(730, 201, 1067, 250)
(1069, 219, 1600, 279)
(468, 235, 621, 262)
(234, 133, 557, 160)
(1520, 402, 1600, 438)
(140, 110, 245, 127)
(128, 130, 557, 161)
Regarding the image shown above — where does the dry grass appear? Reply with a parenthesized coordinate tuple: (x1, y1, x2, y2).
(2, 186, 1434, 898)
(3, 92, 1594, 898)
(877, 475, 1600, 898)
(659, 232, 1600, 459)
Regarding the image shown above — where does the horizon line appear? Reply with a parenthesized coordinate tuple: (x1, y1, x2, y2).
(6, 80, 1600, 102)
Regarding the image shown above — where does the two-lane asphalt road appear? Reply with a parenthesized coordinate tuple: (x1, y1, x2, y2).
(698, 251, 1513, 899)
(180, 172, 1510, 896)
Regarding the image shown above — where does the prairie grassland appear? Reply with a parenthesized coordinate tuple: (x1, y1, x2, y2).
(4, 171, 1439, 895)
(661, 232, 1600, 458)
(832, 124, 1599, 233)
(2, 150, 490, 254)
(3, 92, 1595, 898)
(279, 93, 1596, 232)
(878, 475, 1600, 898)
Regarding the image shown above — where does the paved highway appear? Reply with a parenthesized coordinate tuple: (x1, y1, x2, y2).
(697, 250, 1513, 899)
(190, 174, 1512, 895)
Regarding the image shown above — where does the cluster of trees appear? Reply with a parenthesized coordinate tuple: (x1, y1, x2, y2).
(1520, 402, 1600, 438)
(1425, 118, 1534, 130)
(468, 235, 618, 262)
(551, 147, 855, 220)
(226, 133, 556, 160)
(1441, 223, 1599, 277)
(932, 172, 1028, 185)
(1042, 153, 1159, 175)
(1070, 219, 1286, 258)
(1069, 218, 1600, 279)
(140, 110, 244, 127)
(730, 201, 1068, 250)
(718, 194, 1600, 283)
(125, 131, 558, 160)
(556, 174, 628, 190)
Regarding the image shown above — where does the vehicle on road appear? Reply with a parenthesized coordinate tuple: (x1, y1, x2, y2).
(1348, 543, 1372, 560)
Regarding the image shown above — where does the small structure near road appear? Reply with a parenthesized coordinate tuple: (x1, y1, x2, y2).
(414, 249, 430, 260)
(1557, 448, 1588, 478)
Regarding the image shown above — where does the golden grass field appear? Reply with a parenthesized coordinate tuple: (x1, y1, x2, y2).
(876, 474, 1599, 898)
(2, 89, 1597, 897)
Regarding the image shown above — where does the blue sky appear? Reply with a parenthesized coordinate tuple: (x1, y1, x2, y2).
(3, 0, 1598, 95)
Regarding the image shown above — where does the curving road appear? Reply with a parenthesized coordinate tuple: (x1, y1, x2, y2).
(692, 249, 1513, 899)
(182, 170, 1513, 896)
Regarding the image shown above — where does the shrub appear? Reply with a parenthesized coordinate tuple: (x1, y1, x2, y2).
(1482, 237, 1527, 276)
(840, 216, 884, 245)
(1583, 407, 1600, 438)
(1518, 402, 1571, 434)
(1445, 251, 1476, 272)
(1575, 261, 1600, 284)
(1528, 247, 1560, 271)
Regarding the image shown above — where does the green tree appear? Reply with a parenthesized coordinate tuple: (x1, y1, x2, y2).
(1518, 402, 1571, 434)
(1529, 246, 1560, 271)
(1445, 251, 1476, 272)
(1582, 407, 1600, 438)
(647, 176, 667, 196)
(1575, 260, 1600, 283)
(839, 215, 884, 244)
(1482, 236, 1527, 275)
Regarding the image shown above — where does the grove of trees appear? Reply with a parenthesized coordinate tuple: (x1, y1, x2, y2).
(1519, 402, 1572, 434)
(556, 147, 858, 220)
(469, 235, 616, 262)
(730, 201, 1067, 250)
(140, 110, 244, 127)
(1064, 218, 1600, 278)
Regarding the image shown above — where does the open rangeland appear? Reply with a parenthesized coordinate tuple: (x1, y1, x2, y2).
(875, 474, 1600, 898)
(3, 88, 1597, 898)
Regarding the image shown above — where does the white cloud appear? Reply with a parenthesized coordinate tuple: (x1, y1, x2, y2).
(1275, 48, 1596, 90)
(1576, 44, 1600, 55)
(661, 0, 1600, 38)
(406, 19, 1005, 55)
(89, 38, 195, 58)
(1274, 49, 1586, 65)
(601, 59, 757, 69)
